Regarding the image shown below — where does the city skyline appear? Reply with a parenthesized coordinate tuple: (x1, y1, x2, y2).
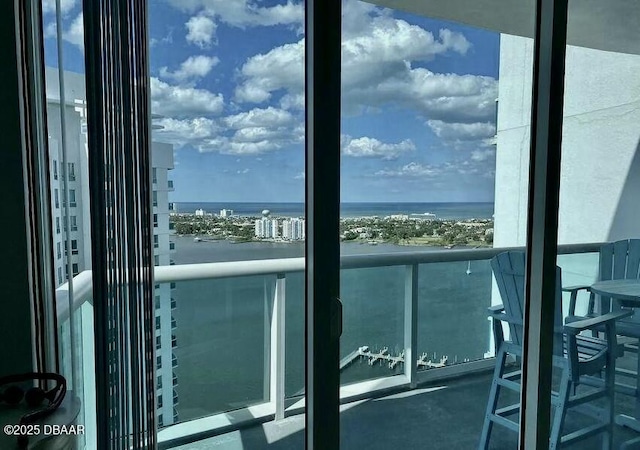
(41, 0, 499, 203)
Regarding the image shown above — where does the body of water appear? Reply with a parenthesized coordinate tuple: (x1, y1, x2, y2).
(174, 202, 494, 220)
(169, 233, 493, 423)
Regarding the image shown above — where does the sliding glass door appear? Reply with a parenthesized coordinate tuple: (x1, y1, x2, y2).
(334, 0, 538, 448)
(34, 0, 638, 448)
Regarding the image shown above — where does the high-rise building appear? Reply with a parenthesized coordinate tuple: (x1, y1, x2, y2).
(282, 218, 305, 240)
(254, 217, 279, 238)
(45, 68, 179, 427)
(220, 209, 233, 218)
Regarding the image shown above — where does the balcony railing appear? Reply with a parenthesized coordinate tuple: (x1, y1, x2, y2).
(54, 242, 603, 448)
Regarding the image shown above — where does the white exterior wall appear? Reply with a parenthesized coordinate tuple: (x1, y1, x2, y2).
(495, 34, 640, 248)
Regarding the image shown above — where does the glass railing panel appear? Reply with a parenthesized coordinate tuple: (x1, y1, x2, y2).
(55, 294, 95, 449)
(285, 271, 305, 399)
(165, 275, 273, 423)
(417, 259, 494, 369)
(339, 266, 405, 385)
(557, 251, 599, 317)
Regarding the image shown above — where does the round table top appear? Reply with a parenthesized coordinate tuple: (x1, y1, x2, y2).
(591, 279, 640, 304)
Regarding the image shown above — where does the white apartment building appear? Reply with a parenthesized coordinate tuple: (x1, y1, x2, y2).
(46, 68, 179, 427)
(195, 208, 205, 216)
(282, 218, 305, 241)
(255, 218, 279, 238)
(220, 209, 233, 218)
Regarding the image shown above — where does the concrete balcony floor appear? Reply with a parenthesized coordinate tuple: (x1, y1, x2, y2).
(173, 363, 640, 450)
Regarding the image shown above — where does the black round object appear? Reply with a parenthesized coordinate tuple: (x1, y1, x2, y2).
(3, 385, 24, 406)
(24, 387, 45, 407)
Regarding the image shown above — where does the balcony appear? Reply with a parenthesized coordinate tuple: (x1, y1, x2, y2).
(56, 242, 640, 449)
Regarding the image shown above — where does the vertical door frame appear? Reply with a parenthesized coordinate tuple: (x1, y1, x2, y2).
(521, 0, 569, 448)
(304, 0, 342, 449)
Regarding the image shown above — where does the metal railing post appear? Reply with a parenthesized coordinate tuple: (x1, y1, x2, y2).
(270, 273, 286, 420)
(404, 264, 419, 388)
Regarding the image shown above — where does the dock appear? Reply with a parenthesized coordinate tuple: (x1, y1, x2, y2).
(339, 346, 451, 371)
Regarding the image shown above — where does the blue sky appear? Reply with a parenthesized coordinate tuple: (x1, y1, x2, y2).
(42, 0, 499, 203)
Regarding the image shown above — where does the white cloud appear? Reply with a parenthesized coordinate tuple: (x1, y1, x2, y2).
(222, 107, 302, 151)
(471, 148, 496, 162)
(375, 162, 443, 178)
(236, 168, 250, 174)
(279, 93, 304, 110)
(233, 4, 494, 126)
(153, 106, 302, 156)
(48, 12, 84, 50)
(340, 19, 470, 87)
(67, 13, 84, 49)
(294, 171, 305, 180)
(341, 135, 415, 160)
(427, 121, 496, 142)
(159, 55, 220, 83)
(168, 0, 303, 28)
(438, 29, 471, 55)
(186, 14, 217, 48)
(42, 0, 77, 15)
(154, 117, 220, 141)
(348, 68, 497, 122)
(375, 157, 496, 180)
(150, 77, 224, 117)
(235, 41, 304, 104)
(224, 107, 294, 129)
(150, 30, 174, 47)
(221, 139, 283, 155)
(222, 107, 304, 154)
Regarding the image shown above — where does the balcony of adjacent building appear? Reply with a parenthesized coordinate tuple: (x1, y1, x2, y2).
(54, 242, 640, 449)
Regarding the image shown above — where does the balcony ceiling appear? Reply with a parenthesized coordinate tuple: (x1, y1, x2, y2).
(366, 0, 640, 55)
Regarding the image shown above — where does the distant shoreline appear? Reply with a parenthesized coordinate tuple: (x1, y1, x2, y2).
(171, 201, 495, 220)
(170, 211, 494, 248)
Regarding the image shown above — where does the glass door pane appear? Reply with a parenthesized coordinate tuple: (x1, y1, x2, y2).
(147, 1, 306, 447)
(556, 1, 640, 447)
(40, 1, 93, 447)
(338, 0, 534, 448)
